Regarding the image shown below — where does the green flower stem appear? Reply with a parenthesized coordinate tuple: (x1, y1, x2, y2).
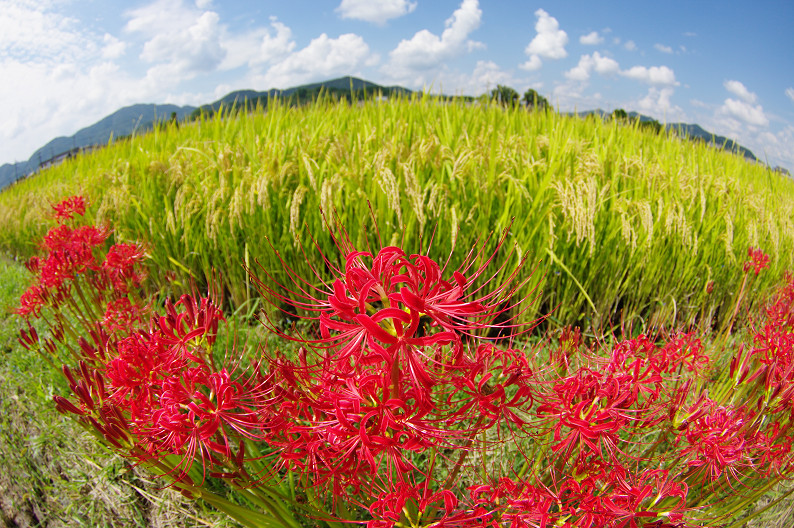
(722, 483, 794, 528)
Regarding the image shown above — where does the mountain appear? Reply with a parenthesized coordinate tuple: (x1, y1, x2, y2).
(2, 77, 764, 190)
(194, 76, 411, 116)
(665, 122, 756, 161)
(572, 109, 757, 162)
(0, 104, 196, 189)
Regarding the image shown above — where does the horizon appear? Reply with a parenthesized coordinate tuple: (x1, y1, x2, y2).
(2, 0, 793, 172)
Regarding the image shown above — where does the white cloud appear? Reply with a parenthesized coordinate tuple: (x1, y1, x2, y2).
(220, 16, 295, 70)
(765, 125, 794, 171)
(125, 0, 228, 88)
(787, 87, 794, 102)
(336, 0, 417, 25)
(447, 60, 518, 95)
(634, 87, 684, 121)
(564, 52, 619, 82)
(520, 54, 542, 71)
(139, 11, 225, 75)
(0, 2, 141, 164)
(551, 81, 604, 111)
(522, 8, 568, 71)
(261, 33, 378, 88)
(579, 31, 603, 45)
(624, 40, 637, 51)
(620, 65, 678, 86)
(720, 98, 768, 127)
(125, 0, 194, 35)
(654, 43, 673, 54)
(101, 34, 127, 60)
(384, 0, 482, 85)
(716, 81, 768, 127)
(0, 55, 151, 164)
(0, 1, 98, 62)
(724, 80, 757, 104)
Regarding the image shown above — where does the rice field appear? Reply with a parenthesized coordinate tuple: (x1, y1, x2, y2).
(1, 94, 792, 333)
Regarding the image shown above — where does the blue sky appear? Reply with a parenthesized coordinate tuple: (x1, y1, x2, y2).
(2, 0, 793, 171)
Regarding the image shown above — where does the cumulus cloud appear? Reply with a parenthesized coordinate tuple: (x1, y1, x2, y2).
(551, 81, 604, 111)
(654, 43, 673, 54)
(720, 98, 768, 127)
(724, 80, 757, 104)
(521, 8, 568, 70)
(0, 1, 98, 62)
(445, 60, 518, 95)
(787, 87, 794, 102)
(717, 81, 767, 127)
(261, 33, 378, 88)
(220, 16, 295, 70)
(138, 11, 225, 75)
(384, 0, 483, 85)
(520, 54, 542, 71)
(124, 0, 230, 90)
(101, 34, 127, 59)
(634, 87, 684, 120)
(125, 0, 193, 35)
(0, 2, 140, 164)
(564, 52, 619, 82)
(620, 65, 678, 86)
(624, 40, 637, 51)
(336, 0, 417, 25)
(579, 31, 603, 45)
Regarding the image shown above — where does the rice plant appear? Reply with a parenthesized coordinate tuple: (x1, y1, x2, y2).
(1, 94, 791, 333)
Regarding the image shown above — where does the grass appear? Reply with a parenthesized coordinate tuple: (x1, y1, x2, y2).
(0, 95, 792, 335)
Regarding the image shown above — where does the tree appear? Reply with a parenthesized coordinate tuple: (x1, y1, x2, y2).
(490, 85, 519, 107)
(611, 108, 628, 120)
(522, 89, 550, 111)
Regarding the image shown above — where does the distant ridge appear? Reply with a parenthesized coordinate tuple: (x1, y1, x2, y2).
(0, 104, 196, 189)
(1, 77, 765, 190)
(194, 76, 411, 116)
(666, 122, 756, 162)
(571, 109, 757, 162)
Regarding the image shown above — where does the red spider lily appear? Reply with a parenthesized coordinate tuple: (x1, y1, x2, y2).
(154, 294, 225, 366)
(245, 224, 543, 495)
(250, 224, 539, 358)
(743, 247, 770, 276)
(103, 297, 271, 480)
(675, 397, 761, 482)
(764, 272, 794, 326)
(449, 343, 535, 428)
(537, 363, 664, 463)
(51, 195, 87, 222)
(103, 297, 144, 334)
(595, 469, 689, 527)
(103, 242, 147, 293)
(659, 332, 709, 374)
(33, 224, 110, 295)
(15, 284, 47, 317)
(367, 479, 463, 528)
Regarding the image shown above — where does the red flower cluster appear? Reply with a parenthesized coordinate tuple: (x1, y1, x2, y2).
(51, 195, 86, 222)
(19, 199, 794, 527)
(15, 196, 146, 319)
(675, 395, 791, 482)
(250, 236, 539, 495)
(743, 247, 771, 276)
